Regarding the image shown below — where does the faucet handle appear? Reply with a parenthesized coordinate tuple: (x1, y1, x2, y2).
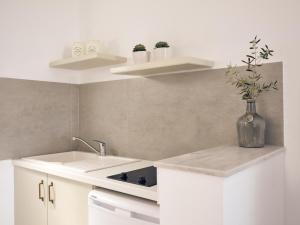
(92, 140, 107, 156)
(92, 140, 105, 145)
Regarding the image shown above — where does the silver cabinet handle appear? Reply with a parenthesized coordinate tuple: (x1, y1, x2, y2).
(38, 180, 44, 202)
(48, 182, 55, 204)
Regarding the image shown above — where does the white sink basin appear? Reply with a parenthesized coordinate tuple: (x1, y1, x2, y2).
(23, 151, 139, 173)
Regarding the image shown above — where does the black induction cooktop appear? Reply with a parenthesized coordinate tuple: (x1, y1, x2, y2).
(107, 166, 157, 187)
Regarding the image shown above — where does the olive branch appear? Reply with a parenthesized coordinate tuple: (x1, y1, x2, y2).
(226, 36, 278, 100)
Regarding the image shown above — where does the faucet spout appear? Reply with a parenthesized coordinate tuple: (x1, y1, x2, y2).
(72, 136, 102, 155)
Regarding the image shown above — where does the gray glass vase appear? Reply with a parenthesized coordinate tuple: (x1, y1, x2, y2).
(237, 99, 266, 148)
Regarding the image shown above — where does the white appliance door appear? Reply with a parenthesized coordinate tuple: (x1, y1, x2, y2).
(88, 189, 159, 225)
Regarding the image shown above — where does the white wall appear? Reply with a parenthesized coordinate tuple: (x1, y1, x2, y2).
(0, 0, 82, 83)
(0, 161, 14, 225)
(78, 0, 286, 83)
(80, 1, 300, 224)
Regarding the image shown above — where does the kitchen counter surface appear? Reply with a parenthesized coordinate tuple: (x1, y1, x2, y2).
(154, 145, 284, 177)
(14, 158, 157, 201)
(14, 145, 284, 201)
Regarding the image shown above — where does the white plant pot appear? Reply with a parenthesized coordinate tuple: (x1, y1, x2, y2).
(153, 47, 172, 61)
(72, 42, 85, 57)
(85, 40, 103, 54)
(132, 51, 150, 64)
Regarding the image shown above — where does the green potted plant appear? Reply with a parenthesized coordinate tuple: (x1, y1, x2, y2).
(153, 41, 172, 61)
(226, 36, 278, 148)
(132, 44, 150, 64)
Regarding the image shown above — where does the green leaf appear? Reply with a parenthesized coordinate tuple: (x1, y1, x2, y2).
(246, 55, 255, 59)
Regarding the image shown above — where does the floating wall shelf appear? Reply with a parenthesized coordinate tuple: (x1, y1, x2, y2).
(49, 53, 127, 70)
(110, 57, 214, 76)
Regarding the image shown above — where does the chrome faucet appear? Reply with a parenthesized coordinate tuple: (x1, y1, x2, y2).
(72, 137, 107, 156)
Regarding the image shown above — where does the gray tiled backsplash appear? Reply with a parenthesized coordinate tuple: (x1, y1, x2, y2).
(0, 78, 79, 159)
(0, 62, 283, 160)
(79, 62, 283, 160)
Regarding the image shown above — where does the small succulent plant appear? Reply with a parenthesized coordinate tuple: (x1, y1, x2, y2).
(133, 44, 146, 52)
(155, 41, 170, 48)
(226, 36, 278, 100)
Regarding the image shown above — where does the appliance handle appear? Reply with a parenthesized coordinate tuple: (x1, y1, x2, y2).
(131, 212, 160, 224)
(90, 198, 159, 224)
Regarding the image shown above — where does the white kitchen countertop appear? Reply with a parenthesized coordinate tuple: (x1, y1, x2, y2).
(14, 145, 284, 202)
(14, 159, 157, 201)
(154, 145, 285, 177)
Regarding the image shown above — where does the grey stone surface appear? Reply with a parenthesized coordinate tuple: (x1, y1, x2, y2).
(0, 63, 283, 161)
(78, 80, 129, 157)
(79, 62, 283, 160)
(0, 78, 79, 160)
(154, 145, 284, 177)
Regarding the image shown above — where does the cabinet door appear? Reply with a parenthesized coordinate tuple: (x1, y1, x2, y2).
(15, 167, 47, 225)
(47, 175, 92, 225)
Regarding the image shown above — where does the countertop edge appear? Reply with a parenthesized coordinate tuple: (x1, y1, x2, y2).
(224, 147, 285, 176)
(13, 159, 158, 202)
(154, 146, 285, 177)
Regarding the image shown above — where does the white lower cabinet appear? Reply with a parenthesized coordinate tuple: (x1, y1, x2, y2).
(47, 175, 92, 225)
(15, 167, 92, 225)
(15, 167, 47, 225)
(157, 153, 285, 225)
